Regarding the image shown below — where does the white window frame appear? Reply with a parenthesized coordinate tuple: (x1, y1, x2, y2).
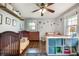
(64, 15, 77, 36)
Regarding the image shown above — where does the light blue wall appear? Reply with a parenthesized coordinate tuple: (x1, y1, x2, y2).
(0, 9, 24, 33)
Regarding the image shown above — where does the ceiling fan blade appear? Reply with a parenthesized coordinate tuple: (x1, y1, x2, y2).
(46, 8, 55, 13)
(47, 3, 54, 6)
(32, 9, 40, 12)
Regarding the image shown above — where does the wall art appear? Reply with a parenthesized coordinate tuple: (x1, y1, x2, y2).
(12, 19, 17, 26)
(5, 17, 11, 25)
(0, 14, 2, 24)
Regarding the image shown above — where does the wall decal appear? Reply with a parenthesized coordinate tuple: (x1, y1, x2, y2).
(43, 22, 45, 24)
(39, 21, 41, 24)
(47, 21, 49, 23)
(53, 23, 55, 24)
(60, 18, 62, 21)
(0, 14, 2, 24)
(51, 24, 52, 26)
(5, 17, 11, 25)
(76, 11, 77, 14)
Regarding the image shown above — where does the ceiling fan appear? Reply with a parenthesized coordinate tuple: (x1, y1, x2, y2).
(32, 3, 55, 16)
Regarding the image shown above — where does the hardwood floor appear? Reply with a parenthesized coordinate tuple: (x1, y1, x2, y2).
(22, 40, 46, 56)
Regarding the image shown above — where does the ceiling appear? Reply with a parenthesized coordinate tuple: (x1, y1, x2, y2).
(12, 3, 76, 19)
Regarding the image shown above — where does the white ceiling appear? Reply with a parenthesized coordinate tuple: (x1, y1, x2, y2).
(12, 3, 76, 19)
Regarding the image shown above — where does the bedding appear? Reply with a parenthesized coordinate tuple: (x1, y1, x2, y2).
(20, 37, 29, 54)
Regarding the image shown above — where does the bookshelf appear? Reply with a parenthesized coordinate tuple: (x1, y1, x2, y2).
(46, 36, 78, 55)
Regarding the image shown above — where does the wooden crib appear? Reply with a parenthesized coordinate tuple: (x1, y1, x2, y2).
(0, 31, 20, 56)
(0, 31, 29, 56)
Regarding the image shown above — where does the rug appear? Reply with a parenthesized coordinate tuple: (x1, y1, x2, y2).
(25, 48, 47, 56)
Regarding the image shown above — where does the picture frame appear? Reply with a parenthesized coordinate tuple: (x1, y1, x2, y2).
(20, 23, 23, 30)
(12, 19, 17, 26)
(0, 14, 2, 24)
(5, 17, 11, 25)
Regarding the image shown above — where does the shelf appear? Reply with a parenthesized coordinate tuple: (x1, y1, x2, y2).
(56, 47, 62, 53)
(47, 37, 78, 55)
(48, 53, 76, 56)
(48, 47, 56, 54)
(0, 4, 24, 20)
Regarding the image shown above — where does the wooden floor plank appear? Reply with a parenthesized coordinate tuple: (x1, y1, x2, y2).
(22, 40, 46, 56)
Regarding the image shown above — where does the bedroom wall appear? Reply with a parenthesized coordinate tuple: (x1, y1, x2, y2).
(55, 4, 79, 36)
(0, 9, 24, 33)
(24, 4, 79, 40)
(24, 18, 64, 40)
(55, 4, 79, 53)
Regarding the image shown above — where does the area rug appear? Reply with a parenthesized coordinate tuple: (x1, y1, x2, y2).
(25, 48, 47, 56)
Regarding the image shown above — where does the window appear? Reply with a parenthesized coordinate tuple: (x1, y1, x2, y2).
(28, 22, 36, 30)
(66, 15, 77, 36)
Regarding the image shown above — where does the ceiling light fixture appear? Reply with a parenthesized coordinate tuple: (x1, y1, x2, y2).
(32, 3, 55, 16)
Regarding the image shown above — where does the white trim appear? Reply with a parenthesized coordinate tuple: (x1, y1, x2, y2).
(46, 36, 79, 38)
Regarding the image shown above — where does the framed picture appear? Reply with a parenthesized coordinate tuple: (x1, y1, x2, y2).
(12, 19, 17, 26)
(20, 23, 23, 30)
(0, 14, 2, 24)
(5, 17, 11, 25)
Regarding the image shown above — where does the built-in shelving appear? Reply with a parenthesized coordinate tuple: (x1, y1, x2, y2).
(0, 3, 23, 20)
